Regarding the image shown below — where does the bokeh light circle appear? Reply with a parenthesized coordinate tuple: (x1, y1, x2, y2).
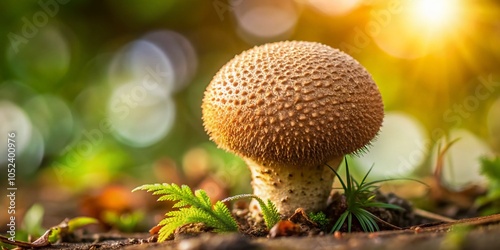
(108, 40, 175, 96)
(23, 95, 75, 155)
(17, 127, 45, 175)
(0, 101, 33, 164)
(353, 112, 428, 179)
(6, 24, 71, 89)
(141, 30, 198, 93)
(232, 0, 298, 43)
(107, 82, 176, 147)
(431, 129, 493, 191)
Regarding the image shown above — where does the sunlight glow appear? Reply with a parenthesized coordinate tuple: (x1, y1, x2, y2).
(353, 112, 428, 180)
(408, 0, 462, 33)
(373, 0, 469, 59)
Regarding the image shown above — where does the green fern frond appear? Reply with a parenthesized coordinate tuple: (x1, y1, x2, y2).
(212, 201, 239, 231)
(263, 199, 280, 228)
(133, 183, 238, 241)
(222, 194, 281, 229)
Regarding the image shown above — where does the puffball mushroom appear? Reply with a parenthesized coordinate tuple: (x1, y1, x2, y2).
(202, 41, 384, 217)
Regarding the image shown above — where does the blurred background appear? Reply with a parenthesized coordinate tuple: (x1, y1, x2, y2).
(1, 0, 500, 235)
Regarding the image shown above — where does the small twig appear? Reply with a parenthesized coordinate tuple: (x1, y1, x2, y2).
(368, 213, 500, 238)
(0, 235, 33, 248)
(372, 216, 402, 230)
(0, 228, 53, 249)
(414, 213, 500, 233)
(413, 208, 457, 223)
(0, 233, 49, 249)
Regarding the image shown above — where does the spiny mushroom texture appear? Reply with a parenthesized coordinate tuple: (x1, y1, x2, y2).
(203, 41, 383, 216)
(202, 41, 384, 169)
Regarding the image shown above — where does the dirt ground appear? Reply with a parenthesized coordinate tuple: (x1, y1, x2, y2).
(19, 219, 500, 250)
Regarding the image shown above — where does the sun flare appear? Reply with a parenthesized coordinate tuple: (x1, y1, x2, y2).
(408, 0, 463, 33)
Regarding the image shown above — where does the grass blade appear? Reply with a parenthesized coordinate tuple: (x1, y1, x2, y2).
(330, 211, 349, 233)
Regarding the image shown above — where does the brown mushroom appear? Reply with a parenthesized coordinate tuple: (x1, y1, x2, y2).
(202, 41, 384, 217)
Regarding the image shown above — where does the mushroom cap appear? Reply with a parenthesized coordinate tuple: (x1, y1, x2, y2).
(202, 41, 383, 168)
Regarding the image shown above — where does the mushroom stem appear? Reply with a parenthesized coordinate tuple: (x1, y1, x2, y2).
(246, 156, 343, 218)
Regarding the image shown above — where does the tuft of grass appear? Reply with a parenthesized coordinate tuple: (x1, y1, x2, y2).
(133, 183, 238, 242)
(326, 160, 404, 233)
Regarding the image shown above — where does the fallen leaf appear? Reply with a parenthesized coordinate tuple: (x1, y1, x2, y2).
(268, 220, 301, 238)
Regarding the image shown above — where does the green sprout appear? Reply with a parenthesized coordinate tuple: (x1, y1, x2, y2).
(308, 211, 329, 230)
(20, 203, 46, 240)
(103, 210, 144, 233)
(0, 215, 98, 248)
(326, 160, 404, 233)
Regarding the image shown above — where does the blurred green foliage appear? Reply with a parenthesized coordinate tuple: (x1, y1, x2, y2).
(476, 157, 500, 215)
